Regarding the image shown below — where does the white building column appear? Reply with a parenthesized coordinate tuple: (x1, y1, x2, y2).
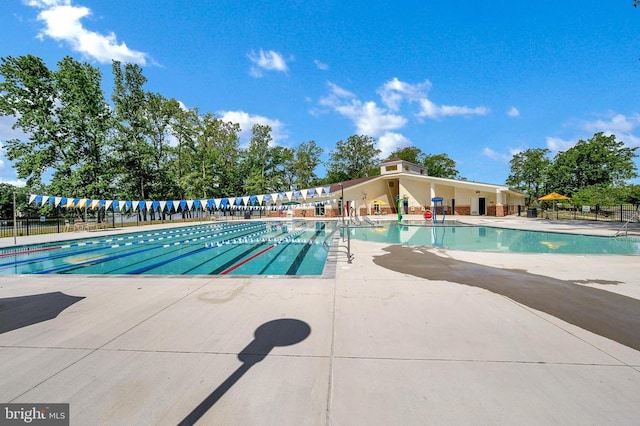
(429, 182, 436, 206)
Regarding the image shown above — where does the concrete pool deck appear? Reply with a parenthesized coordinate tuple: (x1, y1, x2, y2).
(1, 215, 639, 425)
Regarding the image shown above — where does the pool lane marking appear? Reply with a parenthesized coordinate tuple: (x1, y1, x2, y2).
(104, 226, 273, 274)
(1, 222, 282, 274)
(183, 229, 289, 274)
(34, 245, 163, 274)
(214, 228, 302, 275)
(219, 244, 276, 275)
(0, 246, 62, 257)
(286, 223, 326, 275)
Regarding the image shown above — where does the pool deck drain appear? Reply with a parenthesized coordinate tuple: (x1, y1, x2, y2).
(1, 215, 639, 425)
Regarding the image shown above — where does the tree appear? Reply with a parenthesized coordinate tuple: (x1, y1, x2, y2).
(326, 135, 381, 182)
(50, 56, 113, 200)
(0, 55, 113, 201)
(547, 133, 638, 195)
(292, 140, 323, 189)
(387, 147, 460, 179)
(144, 92, 181, 202)
(171, 106, 200, 198)
(243, 124, 273, 195)
(111, 60, 153, 201)
(388, 146, 424, 164)
(182, 113, 241, 199)
(506, 148, 551, 205)
(423, 153, 460, 179)
(0, 55, 59, 188)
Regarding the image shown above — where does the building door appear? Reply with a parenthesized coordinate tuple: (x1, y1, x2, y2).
(479, 197, 486, 215)
(471, 197, 479, 215)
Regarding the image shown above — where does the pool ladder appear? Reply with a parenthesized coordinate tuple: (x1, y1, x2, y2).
(322, 224, 354, 264)
(615, 210, 639, 237)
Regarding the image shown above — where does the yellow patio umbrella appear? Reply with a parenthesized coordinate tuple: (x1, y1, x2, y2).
(537, 192, 570, 219)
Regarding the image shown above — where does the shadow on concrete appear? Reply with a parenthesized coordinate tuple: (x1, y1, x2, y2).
(178, 318, 311, 425)
(374, 246, 640, 351)
(0, 292, 85, 334)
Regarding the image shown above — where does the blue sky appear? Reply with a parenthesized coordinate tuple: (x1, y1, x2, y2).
(1, 0, 640, 187)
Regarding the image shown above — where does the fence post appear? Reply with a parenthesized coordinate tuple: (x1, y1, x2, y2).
(620, 204, 623, 222)
(25, 216, 29, 236)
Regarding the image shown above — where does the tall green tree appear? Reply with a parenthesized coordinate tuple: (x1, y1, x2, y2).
(0, 184, 29, 218)
(292, 140, 323, 189)
(51, 56, 113, 199)
(423, 153, 460, 179)
(144, 92, 181, 201)
(243, 124, 272, 194)
(111, 60, 153, 201)
(387, 147, 460, 179)
(326, 134, 381, 182)
(388, 146, 424, 164)
(0, 55, 60, 188)
(171, 106, 200, 198)
(0, 55, 113, 199)
(506, 148, 551, 205)
(547, 133, 638, 195)
(182, 113, 241, 198)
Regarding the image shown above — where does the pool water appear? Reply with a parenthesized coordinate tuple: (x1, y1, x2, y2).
(348, 223, 640, 255)
(0, 221, 336, 276)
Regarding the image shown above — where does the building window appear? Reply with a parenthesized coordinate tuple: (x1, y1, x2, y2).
(385, 165, 398, 171)
(404, 165, 410, 171)
(315, 204, 325, 216)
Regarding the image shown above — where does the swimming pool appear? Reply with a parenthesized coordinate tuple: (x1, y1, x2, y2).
(348, 223, 640, 255)
(0, 221, 337, 276)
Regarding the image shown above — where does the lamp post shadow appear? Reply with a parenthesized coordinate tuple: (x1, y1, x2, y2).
(178, 318, 311, 426)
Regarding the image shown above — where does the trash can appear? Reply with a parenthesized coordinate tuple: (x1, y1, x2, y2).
(526, 208, 537, 218)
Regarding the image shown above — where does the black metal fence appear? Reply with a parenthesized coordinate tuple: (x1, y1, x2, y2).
(0, 208, 276, 239)
(535, 204, 639, 222)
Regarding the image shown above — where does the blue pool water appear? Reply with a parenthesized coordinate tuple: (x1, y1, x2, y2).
(348, 223, 640, 255)
(0, 221, 336, 276)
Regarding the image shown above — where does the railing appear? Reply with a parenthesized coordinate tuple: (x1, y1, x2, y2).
(532, 204, 639, 222)
(320, 223, 353, 264)
(615, 209, 639, 237)
(0, 210, 213, 239)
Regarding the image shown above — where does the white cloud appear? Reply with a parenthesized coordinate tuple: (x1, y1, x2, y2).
(314, 59, 329, 70)
(377, 78, 432, 111)
(335, 101, 407, 136)
(507, 106, 520, 117)
(28, 0, 149, 65)
(377, 132, 411, 159)
(376, 77, 488, 119)
(583, 113, 640, 134)
(418, 98, 489, 119)
(319, 82, 406, 137)
(217, 110, 287, 146)
(545, 136, 575, 152)
(247, 49, 288, 77)
(0, 179, 27, 187)
(482, 147, 511, 162)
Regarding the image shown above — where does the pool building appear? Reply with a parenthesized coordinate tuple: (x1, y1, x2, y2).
(301, 158, 527, 218)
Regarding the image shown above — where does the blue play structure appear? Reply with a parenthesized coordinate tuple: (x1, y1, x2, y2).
(431, 197, 445, 223)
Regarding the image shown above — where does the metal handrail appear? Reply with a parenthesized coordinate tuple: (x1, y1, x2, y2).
(321, 223, 353, 263)
(615, 210, 639, 237)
